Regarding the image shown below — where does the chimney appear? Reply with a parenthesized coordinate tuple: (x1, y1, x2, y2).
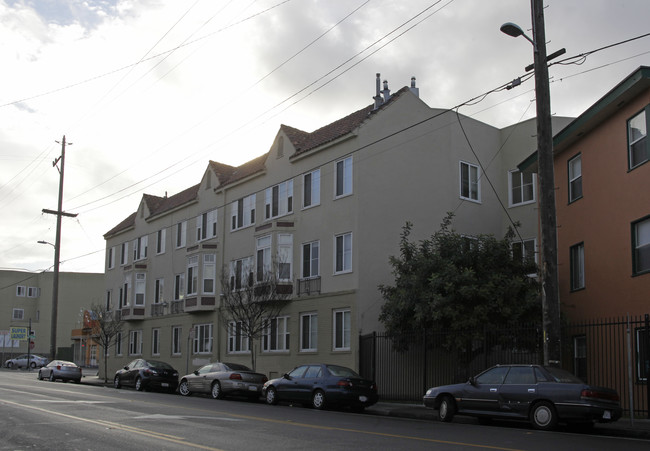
(373, 73, 383, 109)
(409, 76, 419, 97)
(382, 79, 391, 103)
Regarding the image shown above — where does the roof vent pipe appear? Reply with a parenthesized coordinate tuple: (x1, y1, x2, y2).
(410, 76, 419, 97)
(373, 73, 383, 109)
(382, 79, 391, 103)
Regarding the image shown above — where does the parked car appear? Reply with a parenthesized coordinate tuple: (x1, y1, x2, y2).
(114, 359, 179, 393)
(262, 363, 379, 411)
(4, 354, 49, 369)
(423, 364, 622, 430)
(178, 362, 268, 400)
(37, 360, 82, 383)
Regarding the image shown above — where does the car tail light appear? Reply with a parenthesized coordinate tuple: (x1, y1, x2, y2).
(337, 380, 352, 388)
(230, 373, 243, 380)
(56, 365, 62, 370)
(581, 389, 619, 402)
(144, 369, 158, 376)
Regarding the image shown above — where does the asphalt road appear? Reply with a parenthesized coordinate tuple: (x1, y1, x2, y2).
(1, 370, 648, 451)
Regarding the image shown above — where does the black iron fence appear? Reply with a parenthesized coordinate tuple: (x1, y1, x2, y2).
(360, 314, 650, 418)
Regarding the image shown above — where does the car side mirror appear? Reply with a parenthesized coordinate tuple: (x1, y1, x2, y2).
(194, 370, 199, 376)
(123, 366, 129, 370)
(283, 373, 292, 380)
(468, 376, 476, 386)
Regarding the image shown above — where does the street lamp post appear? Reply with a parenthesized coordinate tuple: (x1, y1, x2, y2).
(501, 0, 561, 366)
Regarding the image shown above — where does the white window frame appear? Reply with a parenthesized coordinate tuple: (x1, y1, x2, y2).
(303, 169, 321, 208)
(152, 328, 160, 356)
(129, 330, 142, 356)
(12, 308, 24, 320)
(16, 285, 25, 297)
(302, 241, 320, 278)
(203, 254, 216, 294)
(187, 255, 199, 296)
(568, 154, 582, 203)
(231, 194, 256, 231)
(277, 234, 293, 281)
(460, 161, 480, 202)
(134, 273, 146, 306)
(156, 228, 166, 255)
(263, 316, 290, 352)
(133, 235, 148, 262)
(334, 232, 352, 274)
(256, 235, 271, 282)
(193, 323, 213, 354)
(333, 309, 351, 351)
(27, 287, 40, 298)
(508, 170, 536, 206)
(628, 107, 648, 170)
(512, 238, 537, 265)
(230, 256, 254, 290)
(176, 221, 187, 248)
(120, 274, 131, 308)
(228, 321, 250, 354)
(197, 209, 217, 241)
(154, 278, 164, 304)
(174, 273, 185, 301)
(264, 180, 293, 220)
(335, 156, 353, 198)
(300, 312, 318, 352)
(172, 326, 182, 356)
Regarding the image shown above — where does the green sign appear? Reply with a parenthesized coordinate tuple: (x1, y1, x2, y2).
(10, 327, 28, 341)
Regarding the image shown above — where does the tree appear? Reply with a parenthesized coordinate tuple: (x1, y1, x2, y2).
(219, 259, 292, 371)
(88, 303, 124, 383)
(378, 213, 541, 354)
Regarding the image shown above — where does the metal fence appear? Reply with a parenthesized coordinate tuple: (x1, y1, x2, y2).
(359, 314, 650, 418)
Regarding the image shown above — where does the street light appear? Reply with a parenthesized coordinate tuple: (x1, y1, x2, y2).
(37, 240, 55, 248)
(501, 1, 562, 366)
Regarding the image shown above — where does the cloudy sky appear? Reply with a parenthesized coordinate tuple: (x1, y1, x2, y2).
(1, 0, 648, 275)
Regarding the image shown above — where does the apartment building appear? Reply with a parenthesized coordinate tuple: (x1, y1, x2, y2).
(103, 75, 573, 378)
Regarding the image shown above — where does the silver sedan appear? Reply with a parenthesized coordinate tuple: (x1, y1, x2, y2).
(179, 362, 267, 400)
(38, 360, 82, 383)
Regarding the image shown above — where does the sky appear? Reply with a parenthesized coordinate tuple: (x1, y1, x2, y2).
(1, 0, 649, 275)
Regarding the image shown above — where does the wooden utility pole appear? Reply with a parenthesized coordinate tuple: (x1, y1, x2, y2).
(43, 136, 77, 361)
(531, 0, 561, 365)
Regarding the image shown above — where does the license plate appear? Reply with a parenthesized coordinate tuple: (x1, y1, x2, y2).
(359, 396, 368, 402)
(249, 386, 258, 391)
(161, 383, 169, 387)
(603, 410, 611, 419)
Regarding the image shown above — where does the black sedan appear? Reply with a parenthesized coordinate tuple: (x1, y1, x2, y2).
(262, 364, 378, 411)
(423, 364, 622, 430)
(37, 360, 82, 383)
(114, 359, 179, 393)
(179, 362, 267, 399)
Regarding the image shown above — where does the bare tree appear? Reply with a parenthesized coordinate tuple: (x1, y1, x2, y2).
(88, 303, 124, 383)
(219, 258, 292, 371)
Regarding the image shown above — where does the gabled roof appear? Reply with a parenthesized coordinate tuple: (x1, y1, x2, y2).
(213, 153, 268, 189)
(104, 212, 137, 238)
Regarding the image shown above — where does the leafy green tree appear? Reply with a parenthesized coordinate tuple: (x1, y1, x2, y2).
(379, 213, 541, 353)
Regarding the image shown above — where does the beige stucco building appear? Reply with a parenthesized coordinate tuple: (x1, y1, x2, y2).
(103, 76, 573, 379)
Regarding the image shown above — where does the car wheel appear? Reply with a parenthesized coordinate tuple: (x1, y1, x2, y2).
(312, 390, 326, 410)
(73, 379, 81, 384)
(49, 372, 55, 382)
(265, 386, 278, 405)
(37, 370, 43, 380)
(438, 395, 456, 422)
(179, 380, 191, 396)
(7, 362, 13, 369)
(30, 362, 37, 369)
(530, 401, 558, 431)
(114, 376, 121, 389)
(135, 377, 143, 391)
(211, 381, 223, 399)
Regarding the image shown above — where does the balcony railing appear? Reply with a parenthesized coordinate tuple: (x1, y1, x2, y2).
(151, 303, 165, 317)
(171, 300, 184, 314)
(120, 306, 145, 321)
(297, 276, 321, 296)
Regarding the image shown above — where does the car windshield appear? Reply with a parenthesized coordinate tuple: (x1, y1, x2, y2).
(326, 365, 360, 378)
(147, 361, 174, 370)
(544, 366, 584, 383)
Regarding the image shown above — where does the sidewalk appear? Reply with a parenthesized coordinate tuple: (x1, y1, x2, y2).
(80, 371, 650, 440)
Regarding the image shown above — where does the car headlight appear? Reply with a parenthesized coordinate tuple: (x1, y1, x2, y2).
(425, 389, 433, 396)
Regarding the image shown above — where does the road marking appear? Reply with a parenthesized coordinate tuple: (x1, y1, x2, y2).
(133, 413, 241, 421)
(31, 400, 113, 404)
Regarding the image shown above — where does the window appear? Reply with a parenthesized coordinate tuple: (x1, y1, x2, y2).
(133, 235, 148, 261)
(152, 328, 160, 355)
(172, 326, 182, 355)
(16, 286, 25, 297)
(176, 221, 187, 248)
(512, 239, 536, 265)
(265, 181, 293, 220)
(134, 273, 146, 306)
(256, 235, 271, 282)
(105, 290, 112, 311)
(628, 107, 648, 170)
(193, 323, 213, 354)
(303, 169, 321, 208)
(12, 308, 24, 320)
(263, 316, 290, 352)
(573, 335, 587, 381)
(334, 232, 352, 274)
(460, 161, 480, 201)
(302, 241, 320, 278)
(231, 194, 256, 230)
(197, 209, 217, 241)
(333, 309, 351, 351)
(156, 229, 166, 254)
(335, 156, 352, 197)
(228, 321, 249, 353)
(115, 332, 123, 356)
(300, 312, 318, 352)
(230, 257, 253, 290)
(570, 242, 585, 291)
(635, 327, 649, 382)
(107, 246, 115, 269)
(203, 254, 216, 294)
(154, 278, 164, 304)
(174, 273, 185, 301)
(27, 287, 40, 298)
(120, 241, 129, 266)
(568, 154, 582, 203)
(277, 234, 292, 280)
(187, 256, 199, 296)
(129, 330, 142, 355)
(633, 216, 650, 275)
(120, 275, 131, 308)
(509, 170, 535, 206)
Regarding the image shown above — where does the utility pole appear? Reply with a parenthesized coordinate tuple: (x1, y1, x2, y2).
(43, 135, 77, 361)
(531, 0, 561, 365)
